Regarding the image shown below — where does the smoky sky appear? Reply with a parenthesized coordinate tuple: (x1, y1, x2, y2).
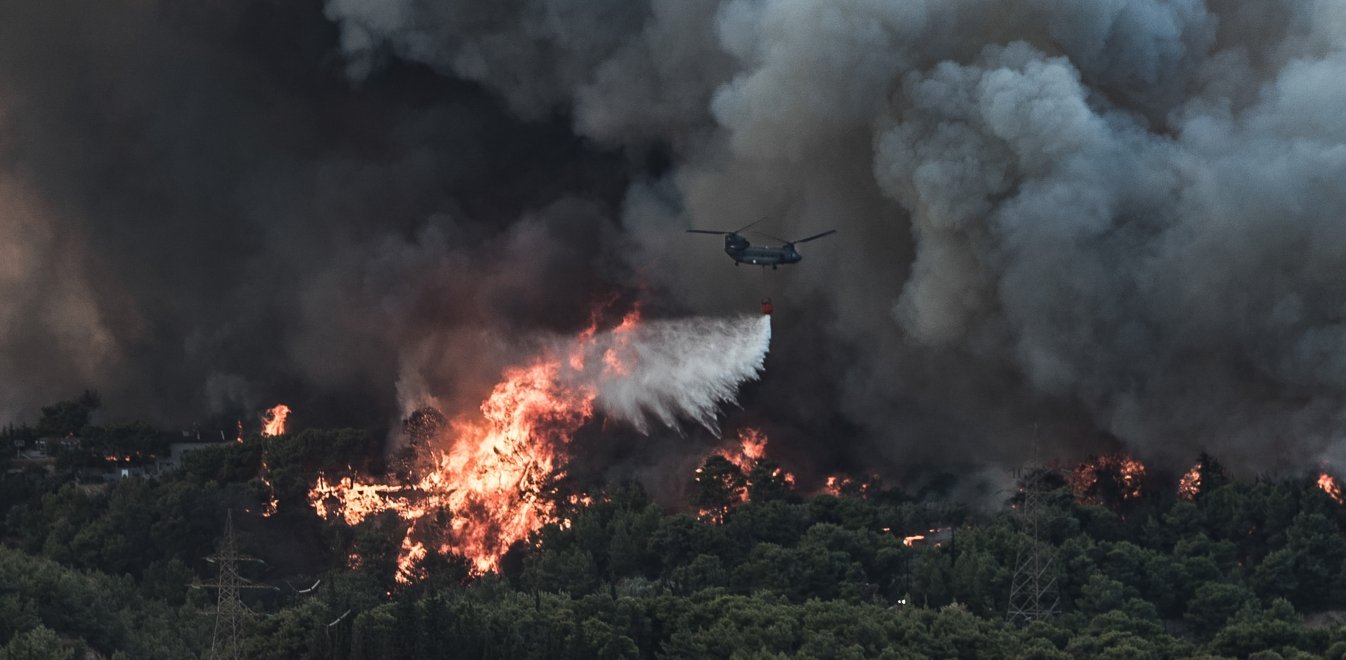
(6, 0, 1346, 480)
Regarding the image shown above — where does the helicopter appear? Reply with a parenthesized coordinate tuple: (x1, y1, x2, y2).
(686, 219, 837, 269)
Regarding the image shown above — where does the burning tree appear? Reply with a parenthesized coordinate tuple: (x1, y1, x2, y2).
(1071, 454, 1148, 507)
(308, 311, 773, 583)
(692, 428, 795, 522)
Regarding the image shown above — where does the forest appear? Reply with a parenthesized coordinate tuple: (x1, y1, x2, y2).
(5, 396, 1346, 659)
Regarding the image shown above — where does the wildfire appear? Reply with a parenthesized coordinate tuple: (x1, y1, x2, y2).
(693, 427, 795, 521)
(1319, 472, 1344, 505)
(307, 307, 772, 583)
(822, 474, 877, 497)
(899, 527, 951, 548)
(262, 404, 291, 436)
(259, 453, 279, 517)
(1071, 453, 1147, 503)
(601, 309, 640, 376)
(717, 427, 768, 473)
(309, 315, 625, 580)
(1178, 463, 1202, 501)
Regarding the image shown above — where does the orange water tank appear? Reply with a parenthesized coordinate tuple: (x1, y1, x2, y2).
(760, 298, 774, 315)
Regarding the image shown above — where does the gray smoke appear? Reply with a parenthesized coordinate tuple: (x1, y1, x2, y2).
(323, 0, 1346, 476)
(6, 0, 1346, 481)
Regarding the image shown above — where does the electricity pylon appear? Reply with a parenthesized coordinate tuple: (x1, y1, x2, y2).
(1007, 436, 1059, 625)
(196, 510, 274, 659)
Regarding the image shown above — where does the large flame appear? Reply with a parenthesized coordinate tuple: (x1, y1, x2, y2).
(262, 404, 291, 436)
(309, 311, 771, 582)
(312, 356, 594, 579)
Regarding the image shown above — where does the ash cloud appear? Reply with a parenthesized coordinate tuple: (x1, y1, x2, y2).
(7, 0, 1346, 482)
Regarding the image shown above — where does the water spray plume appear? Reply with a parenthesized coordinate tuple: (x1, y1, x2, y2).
(310, 312, 771, 581)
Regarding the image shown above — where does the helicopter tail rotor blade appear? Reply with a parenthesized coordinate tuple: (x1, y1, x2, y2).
(788, 229, 837, 245)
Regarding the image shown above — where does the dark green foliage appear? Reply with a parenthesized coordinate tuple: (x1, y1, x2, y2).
(6, 412, 1346, 658)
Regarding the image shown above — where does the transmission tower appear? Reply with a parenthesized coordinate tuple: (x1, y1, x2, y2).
(1006, 435, 1059, 625)
(196, 510, 274, 659)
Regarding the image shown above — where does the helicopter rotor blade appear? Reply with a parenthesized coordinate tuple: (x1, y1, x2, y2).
(686, 229, 737, 235)
(788, 229, 837, 245)
(732, 216, 769, 234)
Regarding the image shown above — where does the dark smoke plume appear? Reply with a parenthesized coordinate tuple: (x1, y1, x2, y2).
(6, 0, 1346, 484)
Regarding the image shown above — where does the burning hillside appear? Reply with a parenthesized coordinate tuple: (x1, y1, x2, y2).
(310, 312, 771, 581)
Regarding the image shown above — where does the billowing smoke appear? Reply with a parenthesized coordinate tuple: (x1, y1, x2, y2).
(7, 0, 1346, 482)
(323, 0, 1346, 476)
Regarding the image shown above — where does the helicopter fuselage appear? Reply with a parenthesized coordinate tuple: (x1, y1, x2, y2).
(723, 234, 801, 267)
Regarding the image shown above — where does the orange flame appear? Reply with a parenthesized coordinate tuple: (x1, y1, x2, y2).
(822, 474, 875, 497)
(1071, 454, 1147, 503)
(1319, 472, 1344, 505)
(694, 427, 793, 521)
(716, 427, 768, 473)
(900, 528, 950, 548)
(259, 450, 279, 518)
(262, 404, 291, 436)
(309, 314, 628, 580)
(601, 309, 640, 376)
(1178, 463, 1202, 501)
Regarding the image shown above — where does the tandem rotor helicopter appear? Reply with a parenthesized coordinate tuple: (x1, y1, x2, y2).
(685, 218, 837, 269)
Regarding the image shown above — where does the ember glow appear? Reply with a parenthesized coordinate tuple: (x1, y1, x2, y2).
(1178, 463, 1202, 501)
(1071, 454, 1147, 503)
(1319, 472, 1344, 505)
(900, 528, 951, 548)
(262, 404, 291, 436)
(309, 311, 771, 582)
(822, 475, 877, 498)
(259, 450, 279, 518)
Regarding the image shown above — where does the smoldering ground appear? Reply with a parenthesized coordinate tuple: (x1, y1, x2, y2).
(6, 0, 1346, 486)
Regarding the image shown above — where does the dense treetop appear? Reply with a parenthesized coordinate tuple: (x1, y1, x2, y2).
(4, 401, 1346, 658)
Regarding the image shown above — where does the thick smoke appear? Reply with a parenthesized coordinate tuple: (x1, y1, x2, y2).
(323, 0, 1346, 475)
(7, 0, 1346, 482)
